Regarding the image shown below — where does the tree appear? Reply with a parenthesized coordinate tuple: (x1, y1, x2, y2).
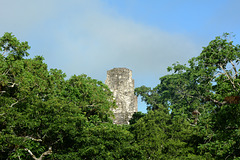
(72, 123, 144, 160)
(63, 74, 117, 122)
(190, 33, 240, 159)
(1, 32, 133, 159)
(129, 105, 202, 159)
(129, 111, 146, 125)
(135, 33, 240, 159)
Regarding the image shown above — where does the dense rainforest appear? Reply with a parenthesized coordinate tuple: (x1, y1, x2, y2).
(0, 32, 240, 159)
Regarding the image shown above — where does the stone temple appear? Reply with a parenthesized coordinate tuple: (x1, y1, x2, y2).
(105, 68, 138, 124)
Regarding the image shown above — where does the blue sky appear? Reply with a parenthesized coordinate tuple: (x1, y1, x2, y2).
(1, 0, 239, 113)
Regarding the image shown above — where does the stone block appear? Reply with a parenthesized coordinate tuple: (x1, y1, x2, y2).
(105, 68, 138, 124)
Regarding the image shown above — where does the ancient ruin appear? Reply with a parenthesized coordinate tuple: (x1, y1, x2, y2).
(105, 68, 138, 124)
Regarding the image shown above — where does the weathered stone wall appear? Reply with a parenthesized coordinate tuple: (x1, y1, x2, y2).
(105, 68, 138, 124)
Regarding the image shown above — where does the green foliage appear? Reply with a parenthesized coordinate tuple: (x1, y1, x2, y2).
(130, 106, 202, 159)
(0, 32, 30, 61)
(63, 74, 117, 122)
(135, 33, 240, 159)
(0, 32, 130, 159)
(75, 123, 144, 160)
(129, 111, 146, 125)
(2, 32, 240, 159)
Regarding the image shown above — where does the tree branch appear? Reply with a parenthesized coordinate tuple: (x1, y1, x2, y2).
(0, 91, 6, 94)
(219, 64, 238, 92)
(8, 82, 18, 88)
(230, 60, 238, 79)
(25, 148, 37, 160)
(3, 68, 10, 75)
(17, 153, 22, 160)
(208, 72, 223, 84)
(2, 49, 7, 57)
(206, 96, 227, 106)
(9, 100, 20, 108)
(9, 97, 26, 108)
(24, 136, 42, 142)
(25, 147, 52, 160)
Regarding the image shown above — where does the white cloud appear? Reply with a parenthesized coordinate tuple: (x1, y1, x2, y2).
(50, 1, 199, 81)
(0, 0, 200, 86)
(0, 0, 205, 113)
(0, 0, 57, 34)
